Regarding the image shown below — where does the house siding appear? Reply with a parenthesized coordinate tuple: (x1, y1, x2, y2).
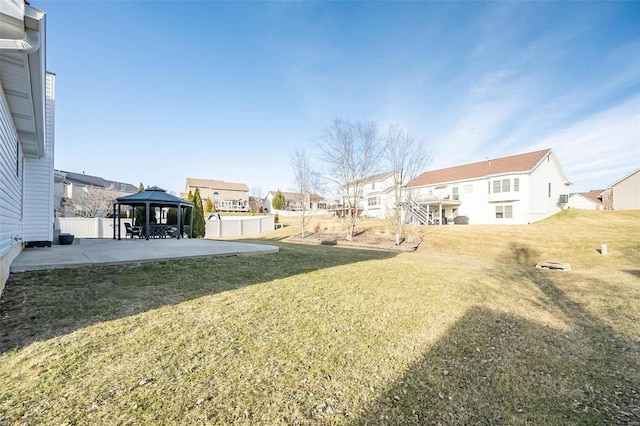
(23, 72, 55, 242)
(528, 153, 568, 223)
(612, 170, 640, 210)
(566, 194, 600, 210)
(0, 79, 25, 289)
(361, 173, 397, 219)
(405, 150, 568, 225)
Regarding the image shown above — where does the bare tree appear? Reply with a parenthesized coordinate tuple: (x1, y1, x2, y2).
(73, 184, 120, 218)
(383, 124, 432, 245)
(290, 147, 320, 237)
(317, 119, 382, 241)
(250, 186, 264, 214)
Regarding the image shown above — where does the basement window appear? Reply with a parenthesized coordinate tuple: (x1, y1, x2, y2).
(495, 205, 513, 219)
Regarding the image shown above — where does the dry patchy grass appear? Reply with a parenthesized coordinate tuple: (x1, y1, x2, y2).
(0, 210, 638, 424)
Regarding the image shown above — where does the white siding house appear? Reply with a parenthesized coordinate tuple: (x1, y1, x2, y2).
(263, 191, 329, 216)
(405, 149, 571, 225)
(566, 191, 603, 210)
(0, 2, 54, 292)
(336, 171, 400, 219)
(359, 171, 398, 219)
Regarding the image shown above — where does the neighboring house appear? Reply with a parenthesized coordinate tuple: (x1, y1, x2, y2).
(1, 1, 54, 290)
(357, 171, 399, 219)
(566, 190, 604, 210)
(263, 191, 329, 215)
(609, 168, 640, 210)
(405, 149, 571, 225)
(331, 171, 400, 219)
(600, 188, 613, 210)
(181, 178, 250, 212)
(54, 170, 137, 217)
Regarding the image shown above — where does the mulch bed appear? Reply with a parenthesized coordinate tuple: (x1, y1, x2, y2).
(285, 230, 422, 252)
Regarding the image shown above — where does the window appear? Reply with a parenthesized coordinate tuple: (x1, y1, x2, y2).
(496, 205, 513, 219)
(367, 196, 380, 206)
(514, 178, 519, 192)
(371, 182, 376, 190)
(548, 183, 551, 198)
(493, 179, 512, 193)
(213, 192, 220, 201)
(488, 182, 491, 194)
(452, 186, 459, 200)
(505, 205, 513, 218)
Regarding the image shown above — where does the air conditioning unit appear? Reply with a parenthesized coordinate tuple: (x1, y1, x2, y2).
(559, 194, 569, 204)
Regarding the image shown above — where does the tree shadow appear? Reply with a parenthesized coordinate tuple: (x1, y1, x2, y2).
(353, 243, 639, 425)
(624, 270, 640, 278)
(0, 241, 398, 355)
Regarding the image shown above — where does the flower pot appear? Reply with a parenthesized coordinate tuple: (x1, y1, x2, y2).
(59, 233, 74, 245)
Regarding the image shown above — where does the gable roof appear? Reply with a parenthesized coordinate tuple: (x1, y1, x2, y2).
(59, 170, 138, 193)
(609, 168, 640, 188)
(407, 149, 553, 188)
(117, 187, 193, 206)
(185, 178, 249, 192)
(580, 190, 604, 204)
(362, 171, 396, 184)
(570, 191, 602, 205)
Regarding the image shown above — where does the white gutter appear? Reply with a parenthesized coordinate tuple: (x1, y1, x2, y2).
(0, 29, 40, 54)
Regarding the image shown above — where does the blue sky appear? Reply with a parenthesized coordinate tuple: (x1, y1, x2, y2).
(42, 1, 639, 195)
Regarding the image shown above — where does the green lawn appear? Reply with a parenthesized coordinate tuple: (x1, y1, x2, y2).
(1, 210, 638, 424)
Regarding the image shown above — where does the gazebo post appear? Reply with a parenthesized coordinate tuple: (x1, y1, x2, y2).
(145, 202, 150, 240)
(176, 203, 182, 239)
(117, 203, 122, 240)
(113, 203, 117, 240)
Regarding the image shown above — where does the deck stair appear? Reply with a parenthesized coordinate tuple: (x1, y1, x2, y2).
(401, 200, 435, 225)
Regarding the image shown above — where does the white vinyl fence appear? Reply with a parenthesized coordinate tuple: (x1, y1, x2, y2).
(57, 216, 275, 239)
(205, 216, 274, 238)
(270, 209, 330, 217)
(56, 218, 126, 239)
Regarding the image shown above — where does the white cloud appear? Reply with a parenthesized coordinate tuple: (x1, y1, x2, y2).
(524, 96, 640, 190)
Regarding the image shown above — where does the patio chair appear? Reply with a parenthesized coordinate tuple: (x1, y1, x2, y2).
(125, 222, 142, 238)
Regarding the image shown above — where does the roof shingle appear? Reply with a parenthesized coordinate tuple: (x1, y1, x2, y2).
(407, 149, 552, 188)
(185, 178, 249, 192)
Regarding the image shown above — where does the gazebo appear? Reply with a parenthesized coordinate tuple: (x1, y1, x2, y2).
(113, 186, 194, 240)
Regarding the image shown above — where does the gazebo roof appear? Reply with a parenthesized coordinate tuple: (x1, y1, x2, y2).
(117, 187, 193, 206)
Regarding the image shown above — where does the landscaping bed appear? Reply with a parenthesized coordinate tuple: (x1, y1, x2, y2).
(285, 228, 422, 252)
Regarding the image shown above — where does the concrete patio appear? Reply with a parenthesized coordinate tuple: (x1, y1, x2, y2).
(10, 238, 279, 273)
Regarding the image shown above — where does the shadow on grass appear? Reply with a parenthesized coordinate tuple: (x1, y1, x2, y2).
(624, 270, 640, 278)
(353, 243, 639, 425)
(0, 241, 397, 354)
